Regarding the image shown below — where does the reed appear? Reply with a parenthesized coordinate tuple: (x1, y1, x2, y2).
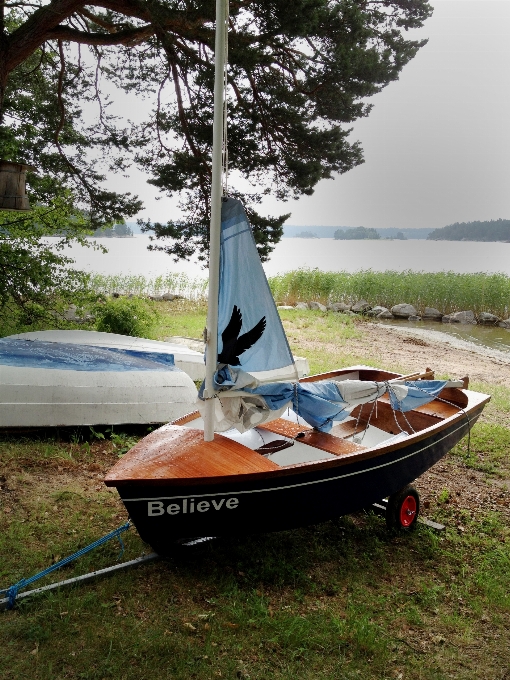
(268, 268, 510, 317)
(88, 272, 207, 300)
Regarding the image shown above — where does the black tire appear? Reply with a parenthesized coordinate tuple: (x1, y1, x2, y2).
(386, 485, 420, 531)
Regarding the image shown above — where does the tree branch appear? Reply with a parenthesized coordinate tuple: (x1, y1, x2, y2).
(48, 24, 155, 46)
(5, 0, 84, 72)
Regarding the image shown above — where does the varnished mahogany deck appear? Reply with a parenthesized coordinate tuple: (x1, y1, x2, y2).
(105, 424, 279, 485)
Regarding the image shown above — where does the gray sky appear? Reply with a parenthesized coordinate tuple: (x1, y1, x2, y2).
(106, 1, 510, 231)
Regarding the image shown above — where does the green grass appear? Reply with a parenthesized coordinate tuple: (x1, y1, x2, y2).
(151, 299, 208, 340)
(278, 309, 373, 374)
(269, 269, 510, 317)
(2, 494, 510, 679)
(1, 299, 510, 679)
(451, 423, 510, 475)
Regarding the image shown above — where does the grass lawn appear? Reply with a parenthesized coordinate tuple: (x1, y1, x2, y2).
(1, 306, 509, 679)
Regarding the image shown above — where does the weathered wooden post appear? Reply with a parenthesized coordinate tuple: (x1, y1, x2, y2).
(0, 160, 35, 211)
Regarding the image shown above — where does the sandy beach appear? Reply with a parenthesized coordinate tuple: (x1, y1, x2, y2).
(359, 322, 510, 388)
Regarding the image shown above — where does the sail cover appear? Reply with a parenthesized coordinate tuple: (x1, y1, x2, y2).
(216, 198, 297, 382)
(203, 366, 451, 433)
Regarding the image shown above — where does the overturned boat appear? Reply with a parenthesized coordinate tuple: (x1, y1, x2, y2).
(0, 335, 197, 428)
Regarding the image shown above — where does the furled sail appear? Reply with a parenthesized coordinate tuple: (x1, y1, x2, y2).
(199, 198, 456, 434)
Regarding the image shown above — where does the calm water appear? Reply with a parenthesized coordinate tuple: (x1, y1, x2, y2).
(378, 318, 510, 356)
(57, 236, 510, 279)
(54, 236, 510, 354)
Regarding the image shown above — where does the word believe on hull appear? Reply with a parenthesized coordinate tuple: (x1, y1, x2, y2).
(105, 364, 489, 554)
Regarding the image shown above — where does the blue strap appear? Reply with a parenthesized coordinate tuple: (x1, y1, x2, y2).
(0, 521, 131, 610)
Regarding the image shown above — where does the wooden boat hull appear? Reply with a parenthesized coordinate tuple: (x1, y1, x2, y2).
(106, 383, 487, 552)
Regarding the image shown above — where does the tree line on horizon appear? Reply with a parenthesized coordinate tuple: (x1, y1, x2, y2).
(427, 219, 510, 242)
(333, 226, 406, 240)
(93, 224, 133, 238)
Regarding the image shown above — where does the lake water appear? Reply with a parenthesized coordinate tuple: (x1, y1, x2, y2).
(57, 236, 510, 279)
(54, 236, 510, 354)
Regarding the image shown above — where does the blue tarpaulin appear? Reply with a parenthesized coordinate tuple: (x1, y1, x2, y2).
(0, 339, 179, 372)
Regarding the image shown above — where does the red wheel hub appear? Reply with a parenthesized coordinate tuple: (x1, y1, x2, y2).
(399, 495, 417, 527)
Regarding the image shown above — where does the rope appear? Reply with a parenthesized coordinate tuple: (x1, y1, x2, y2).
(0, 522, 131, 610)
(384, 381, 416, 435)
(353, 381, 380, 443)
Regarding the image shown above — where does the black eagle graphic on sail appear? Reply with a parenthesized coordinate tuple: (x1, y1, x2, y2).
(218, 305, 266, 366)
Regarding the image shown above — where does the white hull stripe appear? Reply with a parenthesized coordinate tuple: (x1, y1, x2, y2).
(122, 420, 469, 503)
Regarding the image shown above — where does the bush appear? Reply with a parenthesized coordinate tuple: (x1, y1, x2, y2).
(93, 297, 160, 337)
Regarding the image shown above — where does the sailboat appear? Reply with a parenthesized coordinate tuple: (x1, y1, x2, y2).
(104, 0, 490, 553)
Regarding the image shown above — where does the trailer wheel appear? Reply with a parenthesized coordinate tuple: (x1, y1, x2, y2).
(386, 485, 420, 531)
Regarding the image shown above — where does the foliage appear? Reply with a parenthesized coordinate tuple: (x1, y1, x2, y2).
(93, 296, 160, 337)
(0, 195, 99, 327)
(295, 230, 319, 239)
(88, 272, 207, 300)
(1, 0, 432, 262)
(269, 268, 510, 316)
(427, 219, 510, 242)
(334, 226, 380, 240)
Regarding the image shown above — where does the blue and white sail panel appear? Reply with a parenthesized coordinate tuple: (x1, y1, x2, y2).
(388, 380, 448, 412)
(217, 198, 297, 383)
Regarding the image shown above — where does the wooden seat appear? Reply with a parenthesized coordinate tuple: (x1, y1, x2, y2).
(258, 418, 366, 457)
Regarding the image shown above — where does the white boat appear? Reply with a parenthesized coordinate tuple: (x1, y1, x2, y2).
(5, 330, 207, 381)
(6, 331, 309, 381)
(0, 332, 198, 428)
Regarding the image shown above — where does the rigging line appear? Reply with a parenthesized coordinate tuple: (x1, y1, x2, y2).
(222, 0, 229, 195)
(434, 394, 472, 458)
(353, 381, 379, 440)
(384, 381, 415, 435)
(403, 383, 471, 453)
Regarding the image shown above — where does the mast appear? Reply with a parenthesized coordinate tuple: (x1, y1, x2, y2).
(203, 0, 228, 441)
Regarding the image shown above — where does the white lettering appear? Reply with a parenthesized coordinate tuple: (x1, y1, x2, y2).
(148, 501, 164, 516)
(150, 496, 240, 518)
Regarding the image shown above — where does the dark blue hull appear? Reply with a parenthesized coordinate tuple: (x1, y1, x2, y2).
(116, 404, 484, 550)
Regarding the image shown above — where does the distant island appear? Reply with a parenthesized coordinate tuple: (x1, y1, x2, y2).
(334, 226, 380, 240)
(427, 219, 510, 242)
(93, 223, 134, 238)
(282, 225, 432, 239)
(295, 230, 319, 238)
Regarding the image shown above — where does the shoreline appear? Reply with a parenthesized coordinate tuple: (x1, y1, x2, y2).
(368, 322, 510, 366)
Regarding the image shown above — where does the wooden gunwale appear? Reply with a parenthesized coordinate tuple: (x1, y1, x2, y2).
(106, 389, 489, 487)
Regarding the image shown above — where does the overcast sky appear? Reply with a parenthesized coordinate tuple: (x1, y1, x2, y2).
(104, 1, 510, 231)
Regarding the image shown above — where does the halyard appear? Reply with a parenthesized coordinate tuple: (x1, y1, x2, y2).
(1, 306, 509, 680)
